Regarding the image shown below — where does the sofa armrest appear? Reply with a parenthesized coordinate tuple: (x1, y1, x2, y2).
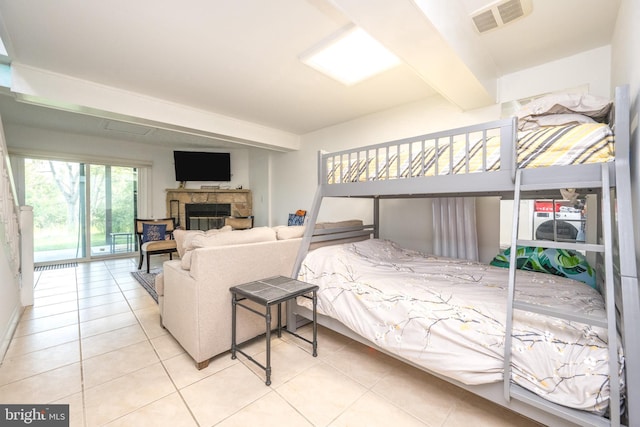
(162, 261, 202, 360)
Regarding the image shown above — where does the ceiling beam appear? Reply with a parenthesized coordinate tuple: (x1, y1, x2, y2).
(329, 0, 498, 110)
(10, 63, 300, 152)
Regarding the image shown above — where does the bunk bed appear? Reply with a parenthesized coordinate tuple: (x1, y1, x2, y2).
(288, 85, 639, 427)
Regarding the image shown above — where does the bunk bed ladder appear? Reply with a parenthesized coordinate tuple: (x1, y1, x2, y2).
(504, 165, 621, 426)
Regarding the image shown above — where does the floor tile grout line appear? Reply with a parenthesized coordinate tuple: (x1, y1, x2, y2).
(0, 349, 82, 389)
(0, 268, 80, 383)
(1, 335, 81, 362)
(269, 359, 329, 426)
(270, 388, 315, 427)
(76, 261, 94, 427)
(106, 260, 203, 427)
(76, 259, 141, 426)
(366, 373, 439, 426)
(16, 260, 153, 426)
(274, 329, 432, 426)
(234, 339, 374, 427)
(10, 257, 539, 427)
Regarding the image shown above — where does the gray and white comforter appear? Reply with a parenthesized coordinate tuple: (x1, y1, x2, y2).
(298, 239, 621, 413)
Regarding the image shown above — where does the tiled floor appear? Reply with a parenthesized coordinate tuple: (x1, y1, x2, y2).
(0, 256, 544, 426)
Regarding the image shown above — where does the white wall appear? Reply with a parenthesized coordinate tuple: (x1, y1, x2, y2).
(272, 46, 612, 262)
(3, 123, 251, 219)
(499, 46, 612, 101)
(0, 244, 20, 361)
(248, 149, 271, 227)
(611, 0, 640, 259)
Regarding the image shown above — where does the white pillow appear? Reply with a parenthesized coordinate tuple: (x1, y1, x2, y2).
(190, 226, 276, 248)
(518, 113, 596, 131)
(516, 93, 612, 131)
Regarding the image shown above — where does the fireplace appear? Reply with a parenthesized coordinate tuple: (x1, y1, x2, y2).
(165, 188, 252, 230)
(185, 203, 231, 230)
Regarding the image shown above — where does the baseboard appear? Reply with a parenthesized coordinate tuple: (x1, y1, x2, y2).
(0, 305, 22, 363)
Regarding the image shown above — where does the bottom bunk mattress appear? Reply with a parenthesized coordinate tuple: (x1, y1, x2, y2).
(297, 239, 622, 414)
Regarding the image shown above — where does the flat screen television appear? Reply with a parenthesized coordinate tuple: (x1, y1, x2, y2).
(173, 151, 231, 182)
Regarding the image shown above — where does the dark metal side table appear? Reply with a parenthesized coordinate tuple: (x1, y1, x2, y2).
(230, 276, 318, 385)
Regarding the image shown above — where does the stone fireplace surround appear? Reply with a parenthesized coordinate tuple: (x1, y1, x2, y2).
(166, 188, 252, 230)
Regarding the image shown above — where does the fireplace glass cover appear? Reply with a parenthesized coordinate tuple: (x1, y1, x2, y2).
(185, 203, 231, 230)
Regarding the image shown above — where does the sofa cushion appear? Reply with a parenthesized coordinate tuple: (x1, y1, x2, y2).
(180, 251, 194, 270)
(191, 226, 276, 248)
(180, 227, 277, 270)
(141, 239, 177, 252)
(174, 226, 232, 258)
(274, 225, 305, 240)
(172, 229, 191, 258)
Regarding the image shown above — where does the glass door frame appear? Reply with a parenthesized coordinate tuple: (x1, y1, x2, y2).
(11, 153, 148, 266)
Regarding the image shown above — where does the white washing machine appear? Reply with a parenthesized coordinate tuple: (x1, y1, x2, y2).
(533, 203, 584, 242)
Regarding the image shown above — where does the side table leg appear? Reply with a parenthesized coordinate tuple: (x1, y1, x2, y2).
(312, 290, 318, 357)
(265, 305, 272, 385)
(277, 303, 282, 338)
(231, 293, 237, 360)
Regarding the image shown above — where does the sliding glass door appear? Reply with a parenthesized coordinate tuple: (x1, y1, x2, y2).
(89, 165, 138, 257)
(25, 159, 82, 263)
(24, 158, 138, 264)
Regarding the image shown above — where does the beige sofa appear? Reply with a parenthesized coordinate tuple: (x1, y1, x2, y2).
(159, 225, 304, 369)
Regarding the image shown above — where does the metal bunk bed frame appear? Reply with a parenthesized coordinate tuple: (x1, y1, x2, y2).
(289, 85, 638, 427)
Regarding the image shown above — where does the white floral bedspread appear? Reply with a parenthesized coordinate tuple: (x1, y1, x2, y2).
(298, 239, 621, 413)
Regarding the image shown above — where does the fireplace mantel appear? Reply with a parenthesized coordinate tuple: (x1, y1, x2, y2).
(166, 188, 252, 229)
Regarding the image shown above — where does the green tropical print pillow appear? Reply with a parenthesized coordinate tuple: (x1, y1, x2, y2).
(490, 246, 596, 288)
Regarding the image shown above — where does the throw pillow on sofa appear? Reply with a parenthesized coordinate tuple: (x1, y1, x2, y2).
(288, 211, 306, 226)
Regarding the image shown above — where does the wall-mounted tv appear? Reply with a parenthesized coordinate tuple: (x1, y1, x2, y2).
(173, 151, 231, 182)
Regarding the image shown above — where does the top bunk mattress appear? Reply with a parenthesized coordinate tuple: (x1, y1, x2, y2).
(326, 122, 614, 184)
(297, 239, 620, 414)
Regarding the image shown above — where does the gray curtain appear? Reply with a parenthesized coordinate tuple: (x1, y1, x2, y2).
(432, 197, 479, 261)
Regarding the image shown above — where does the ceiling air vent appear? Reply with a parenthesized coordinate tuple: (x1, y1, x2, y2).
(471, 0, 532, 34)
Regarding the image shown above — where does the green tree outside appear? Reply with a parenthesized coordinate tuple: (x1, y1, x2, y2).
(25, 159, 137, 253)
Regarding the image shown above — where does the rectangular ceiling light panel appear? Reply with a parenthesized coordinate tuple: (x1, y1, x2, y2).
(300, 25, 401, 86)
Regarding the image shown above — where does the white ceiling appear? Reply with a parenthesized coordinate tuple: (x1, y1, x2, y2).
(0, 0, 621, 149)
